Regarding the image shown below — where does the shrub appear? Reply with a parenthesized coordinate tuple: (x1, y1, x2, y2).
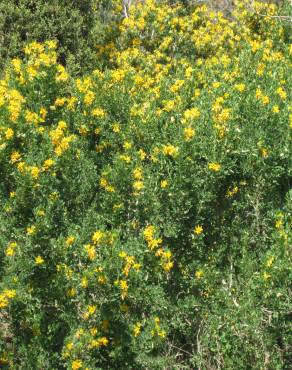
(0, 1, 291, 369)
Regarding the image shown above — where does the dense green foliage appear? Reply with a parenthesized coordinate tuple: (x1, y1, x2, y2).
(0, 0, 115, 74)
(0, 1, 291, 369)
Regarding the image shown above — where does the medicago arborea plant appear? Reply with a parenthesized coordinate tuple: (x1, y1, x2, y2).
(0, 1, 291, 369)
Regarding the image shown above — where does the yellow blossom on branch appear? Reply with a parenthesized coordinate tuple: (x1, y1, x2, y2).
(208, 162, 221, 172)
(194, 225, 203, 235)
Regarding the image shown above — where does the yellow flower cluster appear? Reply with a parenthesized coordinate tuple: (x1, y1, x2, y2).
(0, 289, 16, 309)
(151, 317, 166, 338)
(50, 121, 75, 156)
(143, 225, 173, 272)
(5, 241, 17, 257)
(119, 251, 141, 277)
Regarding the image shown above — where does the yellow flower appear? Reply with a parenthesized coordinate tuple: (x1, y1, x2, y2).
(98, 337, 109, 346)
(212, 82, 221, 89)
(11, 58, 22, 72)
(163, 100, 176, 112)
(162, 144, 179, 157)
(55, 97, 66, 106)
(170, 79, 185, 93)
(260, 148, 268, 158)
(163, 251, 172, 259)
(90, 327, 98, 336)
(195, 270, 204, 279)
(255, 88, 262, 100)
(66, 236, 76, 246)
(84, 91, 95, 105)
(43, 158, 54, 171)
(86, 305, 96, 316)
(193, 89, 201, 98)
(119, 154, 131, 163)
(90, 337, 109, 348)
(0, 290, 16, 308)
(133, 181, 144, 191)
(5, 242, 17, 257)
(45, 40, 57, 49)
(138, 149, 147, 160)
(30, 166, 40, 180)
(266, 256, 275, 268)
(120, 280, 128, 291)
(66, 342, 74, 351)
(55, 135, 75, 156)
(58, 120, 67, 130)
(275, 220, 283, 229)
(163, 261, 174, 272)
(208, 162, 221, 172)
(194, 225, 203, 235)
(112, 123, 121, 133)
(25, 110, 40, 125)
(261, 96, 270, 105)
(5, 247, 15, 256)
(133, 322, 142, 337)
(276, 87, 286, 100)
(133, 263, 142, 271)
(234, 83, 245, 92)
(133, 167, 142, 180)
(119, 251, 127, 258)
(226, 186, 239, 198)
(35, 256, 44, 265)
(56, 65, 68, 82)
(183, 107, 201, 120)
(158, 329, 166, 338)
(92, 107, 106, 118)
(49, 191, 59, 200)
(3, 289, 16, 299)
(85, 244, 96, 260)
(123, 141, 132, 150)
(184, 127, 195, 141)
(38, 127, 45, 135)
(143, 225, 155, 242)
(27, 225, 36, 235)
(10, 151, 21, 164)
(160, 179, 168, 188)
(72, 359, 83, 370)
(0, 295, 9, 308)
(214, 108, 231, 124)
(67, 97, 77, 111)
(67, 288, 76, 298)
(272, 105, 280, 113)
(81, 277, 88, 288)
(98, 275, 107, 285)
(5, 128, 14, 140)
(148, 238, 162, 250)
(92, 230, 103, 245)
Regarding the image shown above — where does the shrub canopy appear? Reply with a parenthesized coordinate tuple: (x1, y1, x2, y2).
(0, 1, 291, 369)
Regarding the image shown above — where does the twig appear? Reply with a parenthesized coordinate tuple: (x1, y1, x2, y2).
(168, 343, 193, 356)
(123, 0, 132, 18)
(250, 0, 292, 23)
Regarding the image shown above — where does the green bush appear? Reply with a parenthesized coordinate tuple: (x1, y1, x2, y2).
(0, 1, 291, 369)
(0, 0, 116, 74)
